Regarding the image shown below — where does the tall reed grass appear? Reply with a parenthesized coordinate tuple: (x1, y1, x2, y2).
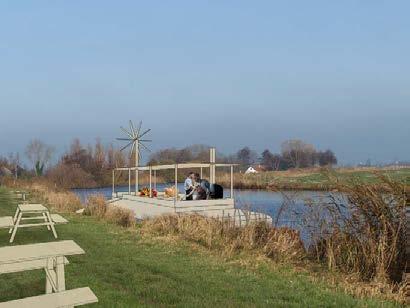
(142, 214, 305, 262)
(84, 193, 135, 228)
(302, 174, 406, 299)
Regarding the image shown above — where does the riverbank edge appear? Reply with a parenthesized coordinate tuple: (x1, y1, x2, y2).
(0, 187, 398, 307)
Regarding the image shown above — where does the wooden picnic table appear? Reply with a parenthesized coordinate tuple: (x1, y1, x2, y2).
(0, 240, 84, 293)
(8, 204, 67, 243)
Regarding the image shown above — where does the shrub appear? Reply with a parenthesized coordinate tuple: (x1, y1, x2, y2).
(47, 163, 96, 189)
(45, 191, 83, 212)
(105, 206, 136, 228)
(84, 194, 107, 218)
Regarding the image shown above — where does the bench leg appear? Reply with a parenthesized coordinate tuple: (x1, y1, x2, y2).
(9, 208, 20, 234)
(45, 258, 56, 294)
(9, 212, 22, 243)
(45, 211, 58, 238)
(43, 212, 51, 230)
(55, 256, 66, 292)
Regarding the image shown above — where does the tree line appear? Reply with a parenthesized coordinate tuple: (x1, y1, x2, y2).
(0, 138, 337, 188)
(148, 140, 337, 171)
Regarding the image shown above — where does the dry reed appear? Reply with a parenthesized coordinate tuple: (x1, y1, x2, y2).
(44, 191, 83, 212)
(141, 214, 305, 262)
(84, 194, 107, 218)
(105, 206, 136, 228)
(83, 194, 135, 228)
(304, 173, 406, 300)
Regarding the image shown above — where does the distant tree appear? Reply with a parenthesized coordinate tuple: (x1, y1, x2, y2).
(148, 144, 227, 165)
(107, 143, 126, 169)
(236, 147, 257, 167)
(7, 152, 20, 180)
(63, 139, 93, 171)
(281, 140, 316, 168)
(25, 139, 54, 176)
(47, 163, 96, 189)
(260, 149, 274, 171)
(176, 148, 193, 163)
(317, 150, 337, 166)
(272, 153, 288, 170)
(184, 144, 211, 162)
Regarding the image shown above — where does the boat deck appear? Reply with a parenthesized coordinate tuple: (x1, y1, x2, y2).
(109, 194, 272, 226)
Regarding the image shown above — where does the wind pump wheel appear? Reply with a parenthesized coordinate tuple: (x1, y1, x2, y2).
(116, 120, 152, 167)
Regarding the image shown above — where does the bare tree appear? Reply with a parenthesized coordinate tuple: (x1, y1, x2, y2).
(7, 152, 20, 181)
(236, 147, 257, 167)
(281, 139, 315, 168)
(317, 149, 337, 166)
(25, 139, 54, 176)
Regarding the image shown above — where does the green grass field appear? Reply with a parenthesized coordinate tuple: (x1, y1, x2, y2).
(0, 187, 399, 307)
(226, 167, 410, 190)
(283, 168, 410, 185)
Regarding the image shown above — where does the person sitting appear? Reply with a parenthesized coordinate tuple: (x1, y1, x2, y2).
(193, 173, 210, 200)
(184, 172, 195, 200)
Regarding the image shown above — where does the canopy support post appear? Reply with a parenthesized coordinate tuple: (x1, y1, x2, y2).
(128, 169, 131, 194)
(174, 164, 178, 213)
(230, 165, 234, 199)
(149, 166, 152, 198)
(210, 148, 216, 184)
(135, 143, 139, 195)
(112, 170, 115, 197)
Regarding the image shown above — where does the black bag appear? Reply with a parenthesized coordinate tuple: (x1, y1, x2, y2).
(209, 184, 223, 199)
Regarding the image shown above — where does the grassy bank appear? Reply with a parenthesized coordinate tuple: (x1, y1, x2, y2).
(0, 187, 399, 307)
(216, 167, 410, 190)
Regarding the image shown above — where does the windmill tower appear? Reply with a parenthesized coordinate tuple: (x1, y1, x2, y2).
(117, 120, 151, 194)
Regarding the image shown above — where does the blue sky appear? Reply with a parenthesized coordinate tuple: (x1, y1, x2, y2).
(0, 1, 409, 165)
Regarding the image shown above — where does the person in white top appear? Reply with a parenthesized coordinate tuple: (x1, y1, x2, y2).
(184, 172, 195, 200)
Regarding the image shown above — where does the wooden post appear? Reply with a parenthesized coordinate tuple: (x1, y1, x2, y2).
(174, 164, 178, 213)
(128, 169, 131, 194)
(112, 170, 115, 196)
(230, 165, 234, 199)
(200, 167, 203, 179)
(135, 143, 139, 195)
(154, 170, 157, 190)
(149, 166, 152, 198)
(209, 148, 216, 184)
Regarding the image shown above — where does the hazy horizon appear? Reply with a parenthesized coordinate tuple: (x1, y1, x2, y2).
(1, 1, 409, 165)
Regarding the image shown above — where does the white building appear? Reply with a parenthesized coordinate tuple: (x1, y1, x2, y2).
(244, 166, 258, 174)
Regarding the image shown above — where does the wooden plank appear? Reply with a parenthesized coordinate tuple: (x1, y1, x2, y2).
(13, 222, 54, 228)
(18, 204, 48, 212)
(116, 162, 238, 172)
(0, 240, 84, 265)
(0, 287, 97, 307)
(18, 215, 67, 224)
(0, 257, 69, 274)
(176, 199, 235, 207)
(50, 214, 68, 224)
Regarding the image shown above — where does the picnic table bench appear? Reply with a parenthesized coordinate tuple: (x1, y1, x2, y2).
(0, 204, 68, 243)
(0, 287, 97, 308)
(11, 190, 29, 201)
(0, 240, 98, 307)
